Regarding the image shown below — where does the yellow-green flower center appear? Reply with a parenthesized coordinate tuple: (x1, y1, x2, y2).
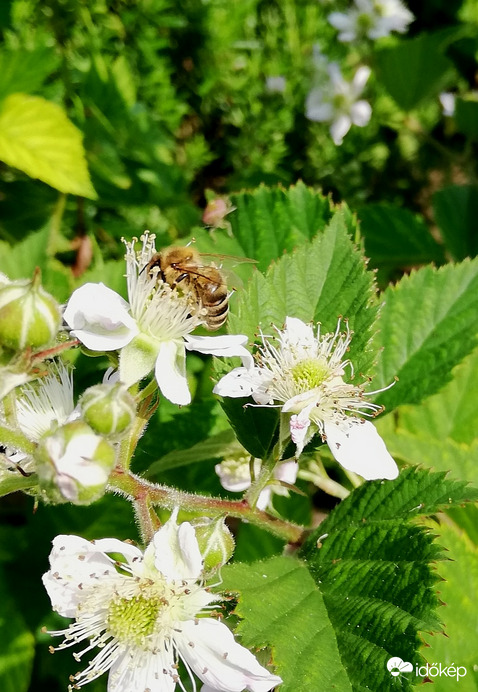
(107, 594, 162, 645)
(332, 92, 349, 111)
(291, 358, 330, 391)
(357, 11, 375, 30)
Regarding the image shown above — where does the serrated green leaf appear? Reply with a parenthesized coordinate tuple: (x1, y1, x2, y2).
(0, 566, 35, 692)
(0, 93, 97, 199)
(298, 468, 476, 692)
(393, 346, 478, 446)
(432, 184, 478, 261)
(221, 556, 352, 692)
(421, 523, 478, 690)
(373, 259, 478, 410)
(375, 31, 455, 110)
(229, 208, 379, 377)
(228, 181, 333, 271)
(357, 203, 445, 269)
(305, 468, 477, 533)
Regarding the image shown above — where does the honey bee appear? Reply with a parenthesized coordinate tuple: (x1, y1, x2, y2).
(146, 246, 231, 331)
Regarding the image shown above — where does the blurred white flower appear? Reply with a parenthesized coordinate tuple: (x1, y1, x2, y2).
(214, 317, 398, 480)
(306, 63, 372, 145)
(43, 509, 282, 692)
(439, 92, 456, 117)
(64, 233, 251, 406)
(329, 0, 414, 42)
(216, 456, 298, 510)
(265, 76, 286, 93)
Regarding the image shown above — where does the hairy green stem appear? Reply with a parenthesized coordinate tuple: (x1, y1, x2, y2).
(109, 468, 303, 543)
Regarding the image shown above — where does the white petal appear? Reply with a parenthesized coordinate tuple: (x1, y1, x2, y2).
(275, 459, 299, 485)
(153, 509, 203, 581)
(282, 390, 318, 414)
(185, 334, 254, 369)
(64, 283, 138, 351)
(324, 419, 399, 480)
(213, 367, 257, 398)
(51, 434, 108, 500)
(256, 486, 272, 511)
(176, 618, 282, 692)
(328, 12, 358, 41)
(330, 114, 351, 145)
(283, 317, 314, 348)
(155, 340, 191, 405)
(327, 62, 344, 88)
(350, 100, 372, 127)
(289, 407, 314, 456)
(108, 646, 176, 692)
(328, 11, 354, 31)
(305, 89, 333, 122)
(92, 538, 143, 568)
(42, 535, 123, 617)
(215, 462, 252, 492)
(352, 66, 371, 93)
(439, 92, 455, 117)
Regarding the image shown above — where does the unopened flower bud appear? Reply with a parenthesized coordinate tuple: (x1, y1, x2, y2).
(192, 517, 235, 572)
(79, 383, 136, 436)
(0, 269, 61, 350)
(35, 421, 115, 505)
(202, 197, 235, 228)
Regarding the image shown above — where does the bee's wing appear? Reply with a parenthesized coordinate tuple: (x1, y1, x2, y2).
(198, 253, 258, 266)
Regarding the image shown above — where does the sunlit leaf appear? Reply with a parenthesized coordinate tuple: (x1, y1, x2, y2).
(373, 259, 478, 410)
(0, 94, 96, 198)
(221, 556, 352, 692)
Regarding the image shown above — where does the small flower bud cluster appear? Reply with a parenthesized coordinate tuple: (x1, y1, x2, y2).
(0, 357, 139, 507)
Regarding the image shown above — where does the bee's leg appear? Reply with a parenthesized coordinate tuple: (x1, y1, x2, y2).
(170, 272, 189, 289)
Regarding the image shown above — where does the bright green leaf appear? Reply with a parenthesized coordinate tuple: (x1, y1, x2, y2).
(373, 259, 478, 410)
(300, 468, 477, 691)
(229, 207, 379, 376)
(228, 181, 333, 271)
(421, 523, 478, 690)
(0, 93, 97, 199)
(375, 421, 478, 486)
(432, 184, 478, 261)
(391, 346, 478, 446)
(221, 556, 352, 692)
